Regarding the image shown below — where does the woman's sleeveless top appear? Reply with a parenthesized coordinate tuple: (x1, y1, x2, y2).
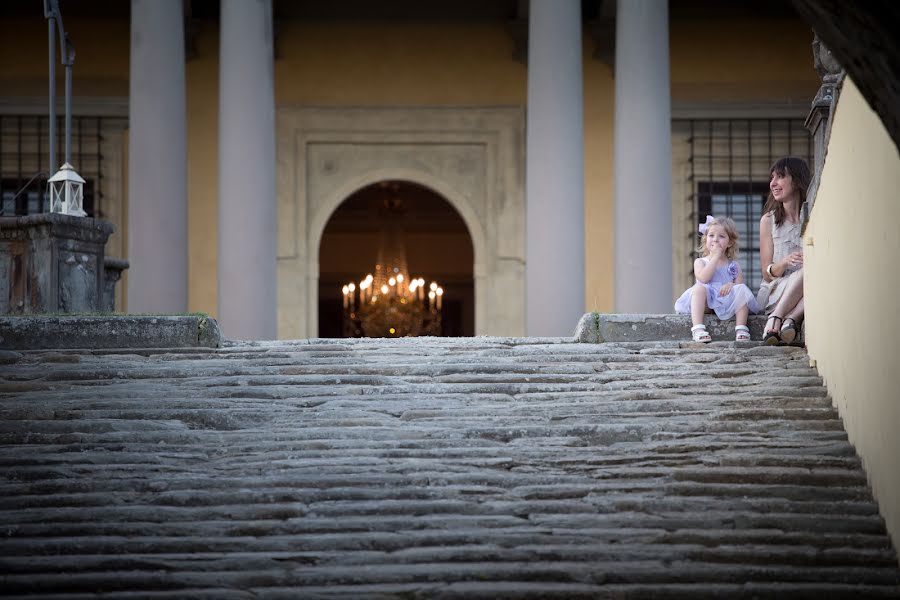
(770, 212, 802, 278)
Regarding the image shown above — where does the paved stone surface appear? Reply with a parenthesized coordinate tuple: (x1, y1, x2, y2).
(0, 337, 898, 598)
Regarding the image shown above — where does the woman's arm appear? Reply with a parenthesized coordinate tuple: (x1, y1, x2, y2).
(759, 214, 775, 282)
(760, 214, 796, 281)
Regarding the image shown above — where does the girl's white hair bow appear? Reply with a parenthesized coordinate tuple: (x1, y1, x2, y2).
(698, 215, 715, 234)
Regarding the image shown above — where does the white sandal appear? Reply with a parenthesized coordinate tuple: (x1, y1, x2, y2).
(735, 325, 750, 342)
(691, 324, 711, 343)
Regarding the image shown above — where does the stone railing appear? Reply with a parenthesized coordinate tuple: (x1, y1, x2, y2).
(804, 34, 845, 220)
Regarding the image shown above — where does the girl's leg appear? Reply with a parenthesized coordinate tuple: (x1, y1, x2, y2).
(735, 303, 749, 327)
(734, 303, 751, 341)
(689, 284, 711, 342)
(690, 284, 707, 326)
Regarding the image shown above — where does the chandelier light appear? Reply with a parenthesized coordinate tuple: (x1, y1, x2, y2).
(341, 193, 443, 337)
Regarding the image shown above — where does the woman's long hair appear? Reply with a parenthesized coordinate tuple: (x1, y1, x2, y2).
(763, 156, 811, 226)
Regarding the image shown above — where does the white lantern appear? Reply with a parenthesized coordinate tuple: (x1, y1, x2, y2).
(48, 162, 86, 217)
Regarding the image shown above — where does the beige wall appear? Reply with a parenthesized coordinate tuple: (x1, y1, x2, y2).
(805, 76, 900, 551)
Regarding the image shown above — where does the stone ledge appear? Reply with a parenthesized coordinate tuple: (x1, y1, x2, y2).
(575, 313, 803, 344)
(0, 315, 222, 350)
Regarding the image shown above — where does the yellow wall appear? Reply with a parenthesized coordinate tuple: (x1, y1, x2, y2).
(274, 23, 525, 105)
(670, 18, 816, 104)
(805, 76, 900, 551)
(186, 22, 220, 316)
(584, 46, 615, 312)
(0, 17, 129, 96)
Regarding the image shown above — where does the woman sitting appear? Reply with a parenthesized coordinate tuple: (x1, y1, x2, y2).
(758, 156, 810, 344)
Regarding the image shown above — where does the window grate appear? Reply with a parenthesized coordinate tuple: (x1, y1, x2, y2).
(0, 115, 125, 218)
(677, 118, 813, 291)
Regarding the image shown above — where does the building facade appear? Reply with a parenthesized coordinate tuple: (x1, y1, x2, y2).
(0, 0, 819, 338)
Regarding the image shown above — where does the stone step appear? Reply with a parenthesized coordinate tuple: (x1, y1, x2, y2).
(576, 313, 803, 343)
(0, 337, 897, 597)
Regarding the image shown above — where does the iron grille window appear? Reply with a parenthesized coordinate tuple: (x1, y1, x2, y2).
(1, 178, 95, 216)
(0, 115, 123, 218)
(676, 118, 813, 291)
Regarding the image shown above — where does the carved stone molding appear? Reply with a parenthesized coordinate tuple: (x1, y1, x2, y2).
(275, 106, 526, 339)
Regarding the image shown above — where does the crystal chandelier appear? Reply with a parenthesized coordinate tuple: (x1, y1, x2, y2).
(341, 193, 443, 337)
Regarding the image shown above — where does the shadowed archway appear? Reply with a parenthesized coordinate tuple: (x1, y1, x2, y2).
(318, 180, 474, 337)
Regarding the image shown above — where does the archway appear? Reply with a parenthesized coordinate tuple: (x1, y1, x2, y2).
(318, 180, 474, 337)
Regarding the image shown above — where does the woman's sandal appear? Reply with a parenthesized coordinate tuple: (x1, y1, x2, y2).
(691, 324, 712, 343)
(735, 325, 751, 342)
(780, 317, 799, 344)
(763, 315, 782, 345)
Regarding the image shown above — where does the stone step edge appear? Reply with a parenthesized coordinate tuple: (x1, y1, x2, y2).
(575, 313, 803, 344)
(0, 315, 222, 351)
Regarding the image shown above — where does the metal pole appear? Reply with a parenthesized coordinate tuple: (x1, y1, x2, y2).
(44, 0, 57, 173)
(50, 0, 74, 168)
(64, 44, 72, 166)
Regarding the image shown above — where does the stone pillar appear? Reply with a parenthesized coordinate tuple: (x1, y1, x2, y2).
(218, 0, 277, 340)
(525, 0, 584, 336)
(127, 0, 188, 313)
(613, 0, 672, 313)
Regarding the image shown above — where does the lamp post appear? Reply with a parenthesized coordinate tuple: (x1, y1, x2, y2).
(44, 0, 83, 215)
(43, 0, 57, 174)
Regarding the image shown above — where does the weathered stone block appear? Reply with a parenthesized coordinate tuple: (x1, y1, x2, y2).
(0, 315, 222, 350)
(0, 213, 123, 314)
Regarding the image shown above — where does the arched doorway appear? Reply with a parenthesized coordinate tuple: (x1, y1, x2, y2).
(318, 180, 474, 337)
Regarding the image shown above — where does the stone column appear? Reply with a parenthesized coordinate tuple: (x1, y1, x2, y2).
(525, 0, 584, 336)
(218, 0, 277, 340)
(127, 0, 188, 313)
(613, 0, 672, 313)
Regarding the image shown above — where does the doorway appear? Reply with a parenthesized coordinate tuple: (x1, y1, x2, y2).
(318, 180, 474, 337)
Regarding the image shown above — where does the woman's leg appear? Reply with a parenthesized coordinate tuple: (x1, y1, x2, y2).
(690, 284, 707, 326)
(780, 298, 805, 343)
(772, 269, 804, 323)
(785, 297, 804, 323)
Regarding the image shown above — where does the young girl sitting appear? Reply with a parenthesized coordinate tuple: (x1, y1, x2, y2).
(674, 216, 760, 342)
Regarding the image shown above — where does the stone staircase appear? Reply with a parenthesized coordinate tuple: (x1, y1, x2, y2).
(1, 336, 898, 598)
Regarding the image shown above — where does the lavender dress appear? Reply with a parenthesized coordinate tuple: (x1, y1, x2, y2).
(674, 259, 760, 320)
